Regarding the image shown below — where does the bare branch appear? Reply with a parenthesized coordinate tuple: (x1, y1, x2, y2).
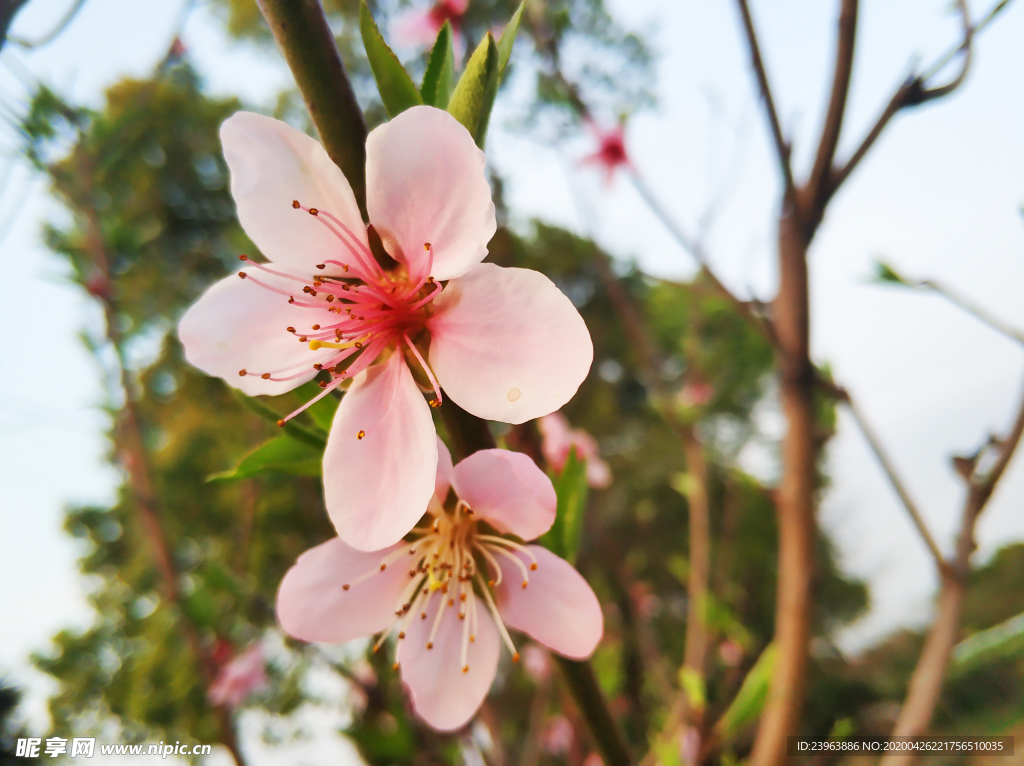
(824, 382, 948, 573)
(805, 0, 858, 220)
(830, 0, 1013, 196)
(0, 0, 30, 54)
(733, 0, 796, 201)
(918, 278, 1024, 345)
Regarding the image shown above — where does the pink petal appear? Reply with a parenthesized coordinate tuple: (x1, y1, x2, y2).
(276, 538, 411, 643)
(178, 268, 323, 396)
(451, 450, 555, 541)
(400, 590, 500, 731)
(538, 413, 573, 470)
(428, 264, 594, 424)
(221, 112, 368, 274)
(435, 436, 454, 504)
(392, 10, 441, 49)
(586, 457, 612, 489)
(366, 106, 495, 282)
(323, 353, 437, 551)
(495, 546, 603, 660)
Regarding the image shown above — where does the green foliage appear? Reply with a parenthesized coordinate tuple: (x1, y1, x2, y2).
(447, 33, 500, 147)
(207, 435, 322, 481)
(715, 643, 775, 742)
(871, 260, 910, 286)
(420, 24, 456, 108)
(359, 2, 424, 117)
(540, 447, 590, 564)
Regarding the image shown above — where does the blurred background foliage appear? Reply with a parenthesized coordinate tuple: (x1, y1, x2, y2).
(2, 0, 1022, 764)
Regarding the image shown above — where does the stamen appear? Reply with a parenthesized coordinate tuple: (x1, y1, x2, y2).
(474, 572, 519, 657)
(404, 334, 442, 408)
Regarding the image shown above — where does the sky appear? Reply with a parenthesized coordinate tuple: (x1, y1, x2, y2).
(0, 0, 1022, 758)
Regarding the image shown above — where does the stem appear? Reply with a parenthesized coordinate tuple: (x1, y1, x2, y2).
(919, 279, 1024, 346)
(256, 0, 368, 217)
(554, 656, 632, 766)
(749, 211, 816, 766)
(682, 426, 711, 679)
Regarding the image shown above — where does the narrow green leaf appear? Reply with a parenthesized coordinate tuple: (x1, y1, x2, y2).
(421, 23, 456, 108)
(714, 643, 777, 741)
(540, 447, 590, 563)
(360, 1, 423, 118)
(207, 435, 322, 482)
(233, 389, 326, 449)
(496, 1, 526, 76)
(870, 259, 909, 286)
(447, 33, 499, 148)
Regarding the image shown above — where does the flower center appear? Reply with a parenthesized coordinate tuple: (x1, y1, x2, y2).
(234, 202, 444, 424)
(345, 501, 539, 675)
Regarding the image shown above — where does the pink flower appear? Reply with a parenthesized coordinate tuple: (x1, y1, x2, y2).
(677, 380, 714, 410)
(178, 106, 593, 552)
(541, 715, 574, 756)
(393, 0, 468, 56)
(276, 438, 604, 732)
(208, 644, 267, 708)
(538, 412, 611, 488)
(581, 121, 631, 186)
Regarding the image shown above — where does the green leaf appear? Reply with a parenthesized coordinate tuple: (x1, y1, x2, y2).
(496, 0, 526, 76)
(715, 643, 777, 742)
(678, 666, 706, 712)
(360, 1, 423, 118)
(447, 33, 499, 147)
(207, 435, 322, 482)
(951, 610, 1024, 675)
(540, 447, 590, 563)
(870, 259, 909, 286)
(421, 23, 456, 108)
(233, 390, 326, 449)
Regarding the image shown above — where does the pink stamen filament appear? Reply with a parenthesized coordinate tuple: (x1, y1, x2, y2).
(404, 334, 442, 406)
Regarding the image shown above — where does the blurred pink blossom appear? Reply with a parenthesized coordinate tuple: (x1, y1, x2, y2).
(539, 412, 612, 488)
(208, 644, 267, 708)
(581, 121, 631, 186)
(393, 0, 468, 56)
(718, 638, 744, 667)
(680, 726, 701, 766)
(541, 715, 575, 756)
(277, 438, 604, 732)
(677, 380, 714, 410)
(522, 644, 552, 684)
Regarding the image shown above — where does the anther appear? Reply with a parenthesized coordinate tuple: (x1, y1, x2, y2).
(239, 254, 248, 261)
(312, 324, 320, 330)
(380, 563, 387, 571)
(448, 599, 455, 607)
(398, 631, 405, 639)
(276, 419, 285, 427)
(238, 272, 247, 279)
(426, 642, 433, 650)
(392, 662, 399, 671)
(288, 297, 295, 303)
(522, 581, 528, 589)
(429, 399, 441, 409)
(319, 381, 328, 388)
(459, 613, 466, 621)
(261, 373, 270, 379)
(308, 208, 319, 216)
(343, 584, 350, 590)
(423, 242, 431, 250)
(286, 327, 296, 333)
(462, 665, 469, 673)
(421, 613, 427, 620)
(530, 563, 538, 570)
(488, 580, 495, 587)
(316, 263, 325, 269)
(238, 369, 247, 376)
(314, 364, 323, 371)
(291, 200, 300, 209)
(460, 593, 467, 601)
(326, 295, 335, 302)
(298, 336, 307, 342)
(358, 430, 366, 440)
(470, 635, 475, 642)
(513, 652, 521, 663)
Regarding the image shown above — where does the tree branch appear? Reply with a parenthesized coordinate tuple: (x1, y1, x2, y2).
(733, 0, 796, 201)
(917, 278, 1024, 345)
(0, 0, 30, 53)
(805, 0, 858, 223)
(256, 0, 368, 217)
(828, 0, 1013, 196)
(882, 371, 1024, 762)
(554, 657, 632, 766)
(824, 382, 948, 574)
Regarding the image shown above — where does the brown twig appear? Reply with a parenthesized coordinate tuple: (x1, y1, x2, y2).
(828, 0, 1012, 197)
(821, 382, 948, 574)
(733, 0, 796, 202)
(882, 371, 1024, 763)
(804, 0, 858, 226)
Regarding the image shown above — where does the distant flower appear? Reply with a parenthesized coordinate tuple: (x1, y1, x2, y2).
(718, 638, 743, 667)
(538, 412, 611, 488)
(541, 715, 574, 756)
(394, 0, 468, 56)
(179, 106, 593, 552)
(521, 644, 552, 684)
(277, 438, 604, 732)
(677, 380, 714, 410)
(581, 121, 631, 186)
(208, 644, 267, 708)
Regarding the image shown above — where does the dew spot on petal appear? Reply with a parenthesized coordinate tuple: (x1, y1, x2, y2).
(507, 387, 521, 402)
